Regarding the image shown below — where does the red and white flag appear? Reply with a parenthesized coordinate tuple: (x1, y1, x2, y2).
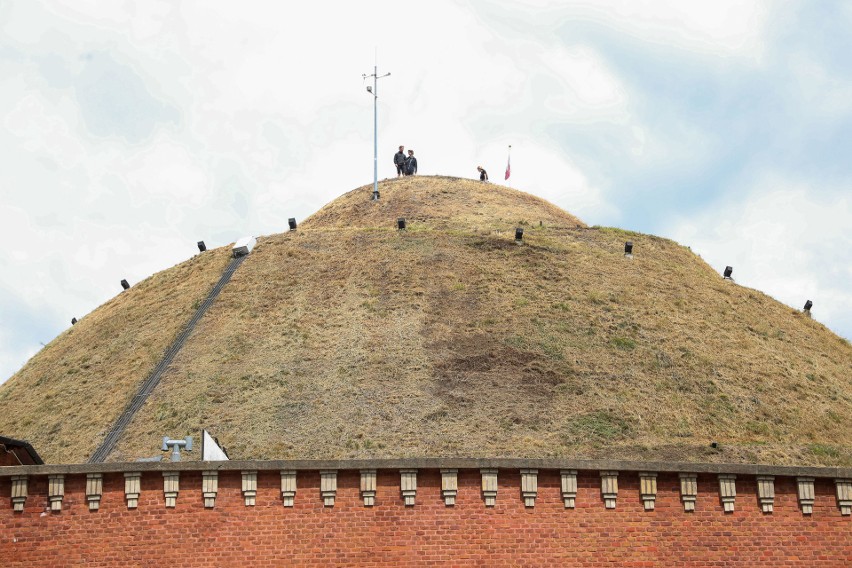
(504, 145, 511, 180)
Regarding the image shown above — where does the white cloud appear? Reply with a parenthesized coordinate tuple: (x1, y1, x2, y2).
(2, 0, 848, 384)
(479, 0, 770, 59)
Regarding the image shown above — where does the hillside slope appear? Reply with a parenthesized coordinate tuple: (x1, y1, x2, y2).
(1, 176, 850, 465)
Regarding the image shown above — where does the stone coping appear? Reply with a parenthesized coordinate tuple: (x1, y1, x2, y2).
(1, 458, 851, 479)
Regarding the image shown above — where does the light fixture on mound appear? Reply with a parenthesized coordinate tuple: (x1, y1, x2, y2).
(288, 218, 297, 231)
(197, 240, 206, 252)
(723, 266, 733, 280)
(804, 300, 813, 317)
(363, 53, 391, 202)
(71, 317, 77, 325)
(515, 227, 524, 243)
(624, 241, 633, 258)
(120, 279, 130, 290)
(397, 218, 406, 230)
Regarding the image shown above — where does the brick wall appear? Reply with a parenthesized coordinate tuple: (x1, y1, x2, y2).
(2, 469, 851, 566)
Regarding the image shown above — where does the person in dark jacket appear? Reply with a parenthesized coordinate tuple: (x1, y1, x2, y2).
(477, 166, 488, 181)
(404, 149, 418, 176)
(394, 146, 406, 177)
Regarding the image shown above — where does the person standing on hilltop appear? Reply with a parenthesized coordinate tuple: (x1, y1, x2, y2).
(477, 166, 488, 182)
(405, 149, 418, 176)
(394, 145, 406, 177)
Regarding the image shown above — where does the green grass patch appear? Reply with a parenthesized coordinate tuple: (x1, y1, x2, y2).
(564, 411, 632, 443)
(610, 336, 636, 350)
(808, 443, 840, 459)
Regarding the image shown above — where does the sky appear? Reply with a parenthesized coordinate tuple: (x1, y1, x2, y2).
(1, 0, 851, 382)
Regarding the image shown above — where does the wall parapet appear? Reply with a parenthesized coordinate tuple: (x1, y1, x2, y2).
(3, 457, 852, 479)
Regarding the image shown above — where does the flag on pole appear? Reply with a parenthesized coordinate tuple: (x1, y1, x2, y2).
(504, 145, 511, 180)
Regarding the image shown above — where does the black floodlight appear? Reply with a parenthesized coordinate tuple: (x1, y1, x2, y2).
(804, 300, 813, 311)
(371, 190, 380, 201)
(515, 227, 524, 242)
(197, 241, 206, 252)
(723, 266, 733, 279)
(71, 317, 77, 325)
(288, 218, 297, 231)
(121, 279, 130, 290)
(397, 218, 406, 230)
(624, 241, 633, 255)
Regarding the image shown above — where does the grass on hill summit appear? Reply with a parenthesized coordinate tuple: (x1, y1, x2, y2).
(1, 176, 851, 466)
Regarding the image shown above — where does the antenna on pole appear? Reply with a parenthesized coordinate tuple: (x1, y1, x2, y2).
(363, 50, 391, 201)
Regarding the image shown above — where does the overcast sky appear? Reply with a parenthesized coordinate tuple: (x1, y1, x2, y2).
(2, 1, 851, 382)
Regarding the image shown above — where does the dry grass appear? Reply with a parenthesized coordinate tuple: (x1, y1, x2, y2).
(2, 177, 851, 465)
(0, 248, 232, 463)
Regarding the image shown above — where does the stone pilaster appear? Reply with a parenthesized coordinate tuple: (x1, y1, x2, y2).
(835, 478, 852, 516)
(320, 470, 337, 507)
(124, 472, 141, 509)
(756, 475, 775, 513)
(600, 471, 618, 509)
(86, 473, 103, 511)
(280, 470, 296, 507)
(400, 469, 417, 506)
(163, 472, 180, 508)
(679, 473, 698, 512)
(718, 474, 736, 513)
(242, 471, 257, 506)
(441, 469, 458, 506)
(48, 474, 65, 512)
(202, 471, 218, 508)
(11, 475, 27, 512)
(560, 470, 577, 509)
(360, 469, 377, 506)
(639, 472, 657, 511)
(520, 469, 538, 507)
(480, 469, 498, 507)
(796, 477, 815, 515)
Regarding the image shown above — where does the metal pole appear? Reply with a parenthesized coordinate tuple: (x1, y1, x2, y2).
(373, 64, 378, 201)
(363, 57, 389, 201)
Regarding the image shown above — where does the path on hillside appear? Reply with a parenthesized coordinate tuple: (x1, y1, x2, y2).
(88, 254, 247, 463)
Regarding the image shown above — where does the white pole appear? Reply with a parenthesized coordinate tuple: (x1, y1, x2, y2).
(372, 63, 378, 201)
(363, 52, 390, 201)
